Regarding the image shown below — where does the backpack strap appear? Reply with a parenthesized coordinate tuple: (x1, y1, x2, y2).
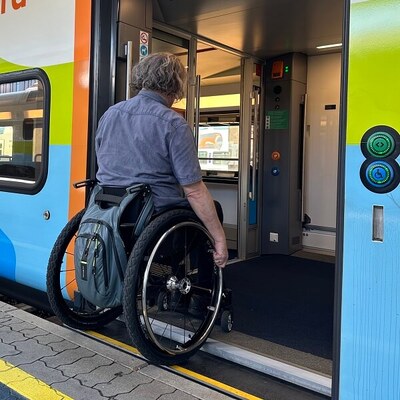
(94, 193, 125, 206)
(133, 186, 154, 238)
(93, 184, 148, 208)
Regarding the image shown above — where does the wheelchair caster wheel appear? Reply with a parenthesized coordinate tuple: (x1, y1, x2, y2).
(221, 310, 233, 333)
(157, 291, 169, 312)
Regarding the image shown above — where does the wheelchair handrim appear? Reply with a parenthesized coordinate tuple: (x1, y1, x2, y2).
(141, 221, 223, 355)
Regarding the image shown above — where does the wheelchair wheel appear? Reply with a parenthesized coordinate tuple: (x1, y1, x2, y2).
(123, 209, 223, 365)
(46, 209, 122, 330)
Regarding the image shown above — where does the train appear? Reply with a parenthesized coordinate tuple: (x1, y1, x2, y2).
(1, 0, 399, 399)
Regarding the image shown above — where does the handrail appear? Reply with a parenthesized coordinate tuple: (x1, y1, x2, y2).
(249, 88, 259, 200)
(194, 75, 201, 147)
(125, 41, 133, 100)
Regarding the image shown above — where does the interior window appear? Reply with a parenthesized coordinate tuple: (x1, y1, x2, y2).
(196, 43, 242, 177)
(0, 71, 49, 193)
(198, 123, 239, 173)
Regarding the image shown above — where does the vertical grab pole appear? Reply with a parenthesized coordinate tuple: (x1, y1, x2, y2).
(249, 88, 259, 200)
(301, 93, 308, 222)
(194, 75, 201, 148)
(125, 41, 133, 100)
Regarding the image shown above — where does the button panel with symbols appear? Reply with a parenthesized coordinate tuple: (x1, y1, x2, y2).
(360, 125, 400, 193)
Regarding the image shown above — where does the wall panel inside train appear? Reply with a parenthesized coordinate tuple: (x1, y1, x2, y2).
(303, 53, 341, 253)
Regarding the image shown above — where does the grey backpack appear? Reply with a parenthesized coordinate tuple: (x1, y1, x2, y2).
(74, 184, 153, 308)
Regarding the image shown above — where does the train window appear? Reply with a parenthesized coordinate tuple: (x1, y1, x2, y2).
(0, 69, 49, 194)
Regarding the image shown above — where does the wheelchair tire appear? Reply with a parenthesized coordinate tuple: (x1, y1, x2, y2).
(46, 209, 122, 329)
(123, 209, 223, 365)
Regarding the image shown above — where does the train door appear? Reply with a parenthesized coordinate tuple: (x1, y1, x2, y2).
(334, 0, 400, 398)
(238, 58, 262, 259)
(194, 43, 243, 258)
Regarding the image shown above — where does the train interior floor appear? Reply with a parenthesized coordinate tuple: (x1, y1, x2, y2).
(96, 251, 335, 378)
(213, 251, 335, 376)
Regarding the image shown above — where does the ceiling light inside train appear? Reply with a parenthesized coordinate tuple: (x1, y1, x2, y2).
(316, 43, 343, 50)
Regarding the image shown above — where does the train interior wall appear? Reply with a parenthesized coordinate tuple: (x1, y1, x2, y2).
(205, 51, 341, 258)
(202, 51, 341, 378)
(302, 53, 341, 255)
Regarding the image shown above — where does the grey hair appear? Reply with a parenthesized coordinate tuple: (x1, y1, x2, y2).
(131, 53, 187, 101)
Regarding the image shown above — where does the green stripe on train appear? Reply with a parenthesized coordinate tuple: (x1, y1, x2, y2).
(0, 60, 74, 146)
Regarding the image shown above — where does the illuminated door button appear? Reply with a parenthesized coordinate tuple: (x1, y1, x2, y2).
(271, 151, 281, 160)
(367, 132, 395, 157)
(366, 161, 394, 187)
(271, 167, 280, 176)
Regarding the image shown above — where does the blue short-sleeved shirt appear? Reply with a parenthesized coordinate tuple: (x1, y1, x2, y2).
(95, 90, 202, 211)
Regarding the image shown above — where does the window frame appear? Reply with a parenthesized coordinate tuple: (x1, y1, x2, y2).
(0, 68, 50, 194)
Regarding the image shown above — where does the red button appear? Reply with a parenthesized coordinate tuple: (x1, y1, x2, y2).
(271, 151, 280, 160)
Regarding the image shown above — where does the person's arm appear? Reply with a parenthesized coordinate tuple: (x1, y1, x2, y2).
(182, 180, 228, 268)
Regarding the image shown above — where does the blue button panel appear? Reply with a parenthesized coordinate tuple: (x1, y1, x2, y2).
(271, 167, 280, 176)
(365, 161, 393, 187)
(360, 159, 400, 193)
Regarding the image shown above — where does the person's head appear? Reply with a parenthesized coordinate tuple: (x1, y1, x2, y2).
(131, 53, 187, 104)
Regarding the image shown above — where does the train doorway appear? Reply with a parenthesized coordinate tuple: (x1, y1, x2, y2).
(152, 29, 262, 261)
(90, 0, 343, 394)
(152, 0, 343, 261)
(147, 1, 343, 394)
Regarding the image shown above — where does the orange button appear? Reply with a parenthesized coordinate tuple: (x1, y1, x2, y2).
(271, 151, 281, 160)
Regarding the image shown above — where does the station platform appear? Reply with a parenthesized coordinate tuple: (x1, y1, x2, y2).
(0, 300, 234, 400)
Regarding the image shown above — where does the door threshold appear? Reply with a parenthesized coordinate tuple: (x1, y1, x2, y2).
(148, 317, 332, 396)
(202, 334, 332, 397)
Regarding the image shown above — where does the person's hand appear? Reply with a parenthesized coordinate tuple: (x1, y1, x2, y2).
(213, 240, 228, 268)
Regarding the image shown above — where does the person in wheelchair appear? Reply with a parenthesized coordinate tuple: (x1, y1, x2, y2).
(95, 52, 227, 268)
(46, 53, 231, 365)
(95, 52, 228, 312)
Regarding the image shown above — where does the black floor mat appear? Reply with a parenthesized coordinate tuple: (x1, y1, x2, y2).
(223, 255, 335, 359)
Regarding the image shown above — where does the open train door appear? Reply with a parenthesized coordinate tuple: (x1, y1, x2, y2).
(334, 0, 400, 398)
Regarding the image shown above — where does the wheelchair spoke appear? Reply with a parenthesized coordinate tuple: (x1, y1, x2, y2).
(61, 278, 76, 292)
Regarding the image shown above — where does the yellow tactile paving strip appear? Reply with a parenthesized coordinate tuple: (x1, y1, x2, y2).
(0, 359, 73, 400)
(88, 330, 263, 400)
(172, 365, 263, 400)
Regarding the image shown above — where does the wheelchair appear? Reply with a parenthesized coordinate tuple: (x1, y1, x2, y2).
(46, 180, 232, 365)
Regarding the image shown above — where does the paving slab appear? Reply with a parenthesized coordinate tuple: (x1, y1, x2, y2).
(0, 301, 234, 400)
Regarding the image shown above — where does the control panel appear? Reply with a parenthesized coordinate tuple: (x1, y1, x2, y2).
(262, 53, 306, 255)
(360, 125, 400, 193)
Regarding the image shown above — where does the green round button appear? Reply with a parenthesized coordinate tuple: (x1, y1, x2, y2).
(367, 131, 395, 157)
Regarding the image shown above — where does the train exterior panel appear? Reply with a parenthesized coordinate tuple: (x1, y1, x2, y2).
(338, 0, 400, 398)
(0, 0, 90, 290)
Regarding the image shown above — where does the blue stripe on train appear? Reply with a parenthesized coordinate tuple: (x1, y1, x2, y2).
(0, 229, 16, 280)
(341, 145, 400, 398)
(0, 145, 72, 292)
